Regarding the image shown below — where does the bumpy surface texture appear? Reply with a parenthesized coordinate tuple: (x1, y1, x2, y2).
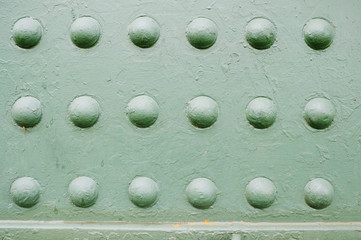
(1, 0, 361, 231)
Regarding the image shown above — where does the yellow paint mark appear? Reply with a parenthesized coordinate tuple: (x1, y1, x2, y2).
(203, 220, 209, 224)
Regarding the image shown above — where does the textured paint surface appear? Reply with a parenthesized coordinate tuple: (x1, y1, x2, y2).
(68, 95, 100, 128)
(68, 176, 98, 208)
(246, 97, 276, 129)
(185, 178, 217, 209)
(186, 17, 218, 49)
(186, 96, 218, 128)
(10, 177, 41, 208)
(128, 16, 160, 48)
(11, 17, 42, 49)
(70, 16, 100, 48)
(1, 0, 361, 236)
(126, 95, 159, 128)
(245, 177, 276, 209)
(246, 18, 276, 50)
(303, 18, 335, 50)
(11, 96, 42, 128)
(128, 177, 159, 208)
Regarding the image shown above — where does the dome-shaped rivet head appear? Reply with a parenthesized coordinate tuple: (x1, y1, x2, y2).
(304, 178, 334, 209)
(68, 176, 98, 208)
(10, 177, 41, 208)
(246, 18, 276, 50)
(186, 96, 218, 128)
(246, 97, 276, 129)
(127, 95, 159, 128)
(245, 177, 276, 209)
(303, 18, 335, 50)
(70, 17, 101, 48)
(128, 177, 159, 208)
(12, 17, 42, 49)
(68, 96, 100, 128)
(128, 16, 160, 48)
(185, 178, 217, 209)
(304, 97, 335, 129)
(186, 17, 218, 49)
(12, 96, 42, 128)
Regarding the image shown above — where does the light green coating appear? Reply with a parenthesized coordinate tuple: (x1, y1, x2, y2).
(12, 17, 42, 49)
(186, 96, 218, 128)
(246, 97, 276, 129)
(68, 176, 98, 208)
(245, 177, 276, 209)
(126, 95, 159, 128)
(68, 96, 100, 128)
(304, 18, 335, 50)
(304, 178, 334, 210)
(10, 177, 41, 208)
(185, 178, 217, 209)
(186, 17, 217, 49)
(1, 0, 361, 236)
(70, 17, 100, 48)
(128, 16, 160, 48)
(304, 98, 335, 129)
(246, 18, 276, 50)
(11, 96, 42, 128)
(128, 177, 159, 208)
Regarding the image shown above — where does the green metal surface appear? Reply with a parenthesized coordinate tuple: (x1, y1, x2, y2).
(1, 0, 361, 238)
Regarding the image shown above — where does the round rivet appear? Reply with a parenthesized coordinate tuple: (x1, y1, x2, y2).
(70, 17, 100, 48)
(12, 17, 42, 49)
(128, 177, 159, 208)
(304, 178, 334, 209)
(68, 176, 98, 208)
(186, 178, 217, 209)
(68, 96, 100, 128)
(126, 95, 159, 128)
(186, 96, 218, 129)
(245, 177, 276, 209)
(12, 96, 42, 128)
(246, 97, 276, 129)
(186, 17, 217, 49)
(304, 98, 335, 129)
(246, 18, 276, 50)
(128, 16, 160, 48)
(303, 18, 335, 50)
(10, 177, 41, 208)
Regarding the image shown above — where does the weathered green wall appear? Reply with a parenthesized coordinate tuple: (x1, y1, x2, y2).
(1, 0, 361, 232)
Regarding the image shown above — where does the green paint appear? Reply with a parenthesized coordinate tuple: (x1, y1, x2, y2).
(1, 0, 361, 237)
(68, 95, 100, 128)
(246, 97, 276, 129)
(304, 97, 335, 130)
(303, 18, 335, 50)
(186, 96, 219, 128)
(304, 178, 334, 210)
(246, 18, 276, 50)
(126, 95, 159, 128)
(68, 176, 98, 208)
(185, 178, 217, 209)
(245, 177, 276, 209)
(128, 177, 159, 208)
(10, 177, 41, 208)
(12, 17, 42, 49)
(186, 17, 218, 49)
(70, 17, 100, 49)
(11, 96, 42, 128)
(128, 16, 160, 48)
